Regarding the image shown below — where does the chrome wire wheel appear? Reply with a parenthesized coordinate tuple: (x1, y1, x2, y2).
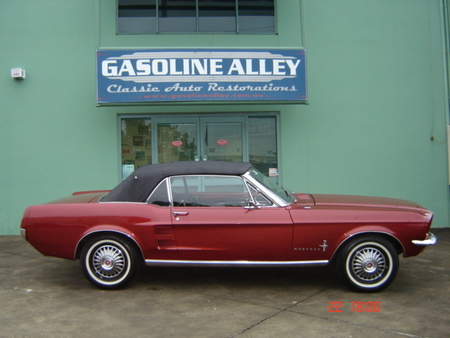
(350, 247, 386, 282)
(92, 244, 126, 279)
(337, 237, 399, 292)
(81, 236, 140, 290)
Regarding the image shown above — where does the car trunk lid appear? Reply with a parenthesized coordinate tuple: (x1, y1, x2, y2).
(45, 190, 111, 204)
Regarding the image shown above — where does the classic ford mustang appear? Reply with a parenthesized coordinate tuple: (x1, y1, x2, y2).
(20, 161, 436, 292)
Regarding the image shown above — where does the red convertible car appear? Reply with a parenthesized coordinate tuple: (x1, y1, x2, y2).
(20, 161, 436, 292)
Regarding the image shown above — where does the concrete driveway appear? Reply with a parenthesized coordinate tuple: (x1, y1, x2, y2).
(0, 229, 448, 338)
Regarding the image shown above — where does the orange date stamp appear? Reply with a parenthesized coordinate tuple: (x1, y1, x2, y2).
(328, 301, 381, 312)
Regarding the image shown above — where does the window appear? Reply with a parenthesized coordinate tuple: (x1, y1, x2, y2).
(247, 183, 272, 206)
(170, 175, 250, 206)
(118, 0, 276, 34)
(248, 116, 277, 178)
(147, 175, 276, 207)
(147, 180, 170, 206)
(121, 119, 152, 178)
(120, 114, 279, 182)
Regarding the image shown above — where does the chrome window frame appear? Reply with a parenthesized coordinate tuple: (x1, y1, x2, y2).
(243, 181, 275, 207)
(243, 170, 291, 207)
(146, 171, 291, 208)
(147, 173, 286, 207)
(167, 174, 251, 207)
(146, 177, 171, 205)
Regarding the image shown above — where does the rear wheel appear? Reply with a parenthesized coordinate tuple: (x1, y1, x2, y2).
(81, 235, 140, 290)
(337, 236, 399, 292)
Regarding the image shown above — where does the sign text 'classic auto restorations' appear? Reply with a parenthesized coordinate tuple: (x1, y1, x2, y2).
(96, 49, 307, 104)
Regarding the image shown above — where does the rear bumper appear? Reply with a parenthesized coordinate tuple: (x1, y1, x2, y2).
(20, 228, 26, 241)
(412, 232, 437, 246)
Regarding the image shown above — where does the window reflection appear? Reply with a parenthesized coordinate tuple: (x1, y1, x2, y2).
(118, 0, 157, 34)
(121, 119, 152, 178)
(198, 0, 236, 33)
(248, 116, 277, 177)
(238, 0, 275, 33)
(157, 123, 197, 163)
(159, 0, 196, 32)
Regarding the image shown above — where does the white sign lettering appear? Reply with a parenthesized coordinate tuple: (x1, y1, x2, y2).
(101, 51, 302, 83)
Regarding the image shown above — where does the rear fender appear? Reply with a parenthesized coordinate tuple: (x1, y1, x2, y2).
(75, 225, 145, 260)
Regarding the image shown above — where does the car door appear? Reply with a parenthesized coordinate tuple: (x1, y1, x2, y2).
(169, 175, 293, 262)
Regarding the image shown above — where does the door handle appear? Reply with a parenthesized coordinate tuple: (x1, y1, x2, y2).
(173, 211, 189, 217)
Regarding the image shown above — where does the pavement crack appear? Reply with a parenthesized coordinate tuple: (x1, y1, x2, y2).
(228, 307, 286, 338)
(229, 286, 335, 337)
(283, 309, 428, 338)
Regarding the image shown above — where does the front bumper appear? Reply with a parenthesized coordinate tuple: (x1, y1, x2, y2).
(412, 232, 437, 246)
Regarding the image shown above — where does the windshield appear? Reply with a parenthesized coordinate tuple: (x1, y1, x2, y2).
(248, 168, 292, 204)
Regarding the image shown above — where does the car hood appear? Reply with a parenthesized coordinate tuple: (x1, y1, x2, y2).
(293, 193, 428, 211)
(45, 190, 111, 204)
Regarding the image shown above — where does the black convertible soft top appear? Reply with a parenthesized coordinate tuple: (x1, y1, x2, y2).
(102, 161, 253, 202)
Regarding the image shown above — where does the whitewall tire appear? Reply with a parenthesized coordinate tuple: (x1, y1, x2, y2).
(337, 236, 399, 292)
(81, 235, 140, 290)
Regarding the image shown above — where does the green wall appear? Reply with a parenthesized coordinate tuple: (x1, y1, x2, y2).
(0, 0, 448, 235)
(291, 0, 449, 229)
(0, 1, 117, 234)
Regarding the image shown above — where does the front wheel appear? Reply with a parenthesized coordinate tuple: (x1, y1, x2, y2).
(336, 236, 399, 292)
(80, 235, 141, 290)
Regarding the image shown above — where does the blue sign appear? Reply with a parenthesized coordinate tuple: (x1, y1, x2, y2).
(96, 49, 307, 104)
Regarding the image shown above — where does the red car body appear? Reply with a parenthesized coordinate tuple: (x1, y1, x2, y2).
(20, 161, 436, 292)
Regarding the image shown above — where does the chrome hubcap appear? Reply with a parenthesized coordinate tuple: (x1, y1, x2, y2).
(92, 245, 126, 279)
(352, 247, 386, 281)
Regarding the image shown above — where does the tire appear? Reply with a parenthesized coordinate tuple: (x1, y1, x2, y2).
(80, 235, 141, 290)
(336, 236, 399, 292)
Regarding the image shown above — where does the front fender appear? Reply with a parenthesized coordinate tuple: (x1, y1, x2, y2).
(330, 226, 404, 260)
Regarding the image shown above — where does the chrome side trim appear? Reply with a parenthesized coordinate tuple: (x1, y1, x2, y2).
(412, 232, 437, 246)
(145, 259, 329, 268)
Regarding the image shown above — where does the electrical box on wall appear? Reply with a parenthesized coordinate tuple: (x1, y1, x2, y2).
(11, 68, 26, 79)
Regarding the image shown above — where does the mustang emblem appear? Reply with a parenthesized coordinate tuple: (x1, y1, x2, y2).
(319, 240, 328, 252)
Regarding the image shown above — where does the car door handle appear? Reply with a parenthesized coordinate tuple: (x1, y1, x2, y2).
(173, 211, 189, 217)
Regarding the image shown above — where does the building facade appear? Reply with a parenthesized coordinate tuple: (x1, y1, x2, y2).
(1, 0, 449, 235)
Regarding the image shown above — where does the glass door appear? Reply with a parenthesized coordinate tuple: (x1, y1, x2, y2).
(120, 114, 279, 182)
(156, 117, 199, 162)
(121, 118, 152, 179)
(155, 116, 245, 163)
(202, 117, 245, 162)
(247, 116, 278, 179)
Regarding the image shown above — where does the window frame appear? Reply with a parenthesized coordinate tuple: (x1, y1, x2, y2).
(116, 0, 277, 35)
(118, 113, 281, 182)
(146, 173, 286, 208)
(168, 174, 251, 207)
